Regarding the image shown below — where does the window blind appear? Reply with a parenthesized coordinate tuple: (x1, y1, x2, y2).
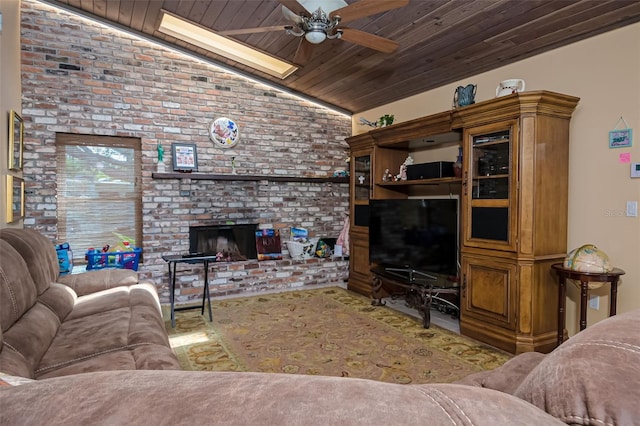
(56, 133, 142, 261)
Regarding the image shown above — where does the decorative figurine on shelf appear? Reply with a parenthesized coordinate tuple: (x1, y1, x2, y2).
(453, 147, 463, 177)
(398, 154, 414, 181)
(382, 168, 390, 182)
(156, 144, 166, 173)
(399, 164, 407, 181)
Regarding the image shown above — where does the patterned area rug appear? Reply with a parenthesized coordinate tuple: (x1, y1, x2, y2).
(166, 287, 511, 384)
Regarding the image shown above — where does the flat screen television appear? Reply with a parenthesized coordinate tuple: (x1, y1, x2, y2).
(369, 198, 459, 277)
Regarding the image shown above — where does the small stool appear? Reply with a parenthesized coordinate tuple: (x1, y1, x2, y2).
(551, 263, 625, 346)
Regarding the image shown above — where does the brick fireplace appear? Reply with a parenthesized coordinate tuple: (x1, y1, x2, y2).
(19, 1, 352, 307)
(189, 224, 258, 260)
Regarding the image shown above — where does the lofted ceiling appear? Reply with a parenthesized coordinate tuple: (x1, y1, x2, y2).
(41, 0, 640, 114)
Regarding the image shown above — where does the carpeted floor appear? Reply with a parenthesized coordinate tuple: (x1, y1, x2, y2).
(166, 287, 511, 384)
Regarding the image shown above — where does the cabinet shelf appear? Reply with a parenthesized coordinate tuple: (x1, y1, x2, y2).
(473, 138, 510, 147)
(377, 177, 462, 187)
(474, 174, 509, 180)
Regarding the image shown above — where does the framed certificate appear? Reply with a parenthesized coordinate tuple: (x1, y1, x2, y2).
(171, 143, 198, 172)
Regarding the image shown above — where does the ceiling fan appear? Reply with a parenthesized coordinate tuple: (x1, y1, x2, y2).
(219, 0, 409, 65)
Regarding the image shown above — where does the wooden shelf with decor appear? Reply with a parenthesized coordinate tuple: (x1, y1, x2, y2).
(346, 91, 580, 354)
(152, 173, 348, 184)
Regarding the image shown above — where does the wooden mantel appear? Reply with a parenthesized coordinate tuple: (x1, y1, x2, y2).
(152, 172, 348, 184)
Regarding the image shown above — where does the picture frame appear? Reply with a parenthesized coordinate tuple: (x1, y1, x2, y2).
(8, 110, 24, 170)
(171, 143, 198, 172)
(609, 128, 632, 148)
(5, 175, 25, 223)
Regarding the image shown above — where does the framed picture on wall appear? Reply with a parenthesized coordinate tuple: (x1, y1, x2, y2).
(609, 128, 633, 148)
(5, 175, 25, 223)
(8, 110, 24, 171)
(171, 143, 198, 172)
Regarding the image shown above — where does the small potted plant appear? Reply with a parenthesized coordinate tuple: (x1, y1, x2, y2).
(378, 114, 395, 127)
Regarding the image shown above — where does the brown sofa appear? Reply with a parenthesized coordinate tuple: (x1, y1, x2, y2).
(2, 229, 638, 425)
(3, 308, 639, 425)
(0, 228, 180, 379)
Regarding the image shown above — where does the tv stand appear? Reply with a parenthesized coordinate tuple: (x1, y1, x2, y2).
(371, 265, 459, 328)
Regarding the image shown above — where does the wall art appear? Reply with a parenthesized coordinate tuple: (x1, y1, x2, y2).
(609, 117, 632, 148)
(8, 110, 24, 171)
(209, 117, 239, 148)
(5, 175, 24, 223)
(171, 143, 198, 172)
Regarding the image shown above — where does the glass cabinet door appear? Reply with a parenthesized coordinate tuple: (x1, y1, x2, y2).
(353, 154, 371, 201)
(351, 152, 372, 228)
(472, 130, 510, 200)
(464, 122, 517, 250)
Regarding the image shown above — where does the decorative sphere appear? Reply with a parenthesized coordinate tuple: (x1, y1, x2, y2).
(563, 244, 613, 289)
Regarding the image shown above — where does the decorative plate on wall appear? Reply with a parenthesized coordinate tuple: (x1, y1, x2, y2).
(209, 117, 239, 148)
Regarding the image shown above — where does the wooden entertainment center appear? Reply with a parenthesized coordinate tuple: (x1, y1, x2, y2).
(346, 91, 580, 354)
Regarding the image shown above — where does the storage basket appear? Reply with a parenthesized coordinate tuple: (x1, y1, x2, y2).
(86, 247, 142, 271)
(285, 240, 314, 260)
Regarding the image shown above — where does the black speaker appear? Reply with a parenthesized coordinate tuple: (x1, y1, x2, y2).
(406, 161, 455, 180)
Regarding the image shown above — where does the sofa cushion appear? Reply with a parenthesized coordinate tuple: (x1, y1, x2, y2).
(1, 301, 61, 378)
(0, 241, 58, 378)
(454, 351, 546, 394)
(0, 372, 34, 386)
(0, 241, 38, 331)
(64, 283, 162, 321)
(35, 345, 181, 379)
(0, 228, 59, 295)
(36, 283, 76, 322)
(34, 286, 178, 378)
(514, 308, 640, 425)
(57, 269, 140, 297)
(0, 370, 565, 425)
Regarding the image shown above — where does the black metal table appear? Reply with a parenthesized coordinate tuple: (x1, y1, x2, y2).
(371, 265, 460, 328)
(162, 254, 217, 328)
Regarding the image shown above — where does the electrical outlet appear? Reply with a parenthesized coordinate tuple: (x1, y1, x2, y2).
(627, 201, 638, 217)
(589, 295, 600, 310)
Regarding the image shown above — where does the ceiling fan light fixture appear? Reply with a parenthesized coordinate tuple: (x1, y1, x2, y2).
(305, 30, 327, 44)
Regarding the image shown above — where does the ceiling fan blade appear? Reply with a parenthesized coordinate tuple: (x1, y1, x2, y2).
(331, 0, 409, 24)
(282, 6, 305, 25)
(293, 38, 315, 65)
(339, 28, 399, 53)
(219, 26, 289, 36)
(279, 0, 309, 17)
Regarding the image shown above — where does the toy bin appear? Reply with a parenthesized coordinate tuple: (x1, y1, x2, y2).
(85, 247, 142, 271)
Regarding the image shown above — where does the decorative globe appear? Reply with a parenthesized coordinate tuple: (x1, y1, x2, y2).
(563, 244, 613, 289)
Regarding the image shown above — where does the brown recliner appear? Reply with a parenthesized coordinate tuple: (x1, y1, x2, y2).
(0, 228, 180, 379)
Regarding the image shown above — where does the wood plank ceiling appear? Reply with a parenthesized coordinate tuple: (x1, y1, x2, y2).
(41, 0, 640, 114)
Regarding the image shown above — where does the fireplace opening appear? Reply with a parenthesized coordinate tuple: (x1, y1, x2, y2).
(189, 224, 258, 261)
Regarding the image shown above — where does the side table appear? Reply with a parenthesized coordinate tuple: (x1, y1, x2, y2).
(163, 254, 217, 327)
(551, 263, 625, 346)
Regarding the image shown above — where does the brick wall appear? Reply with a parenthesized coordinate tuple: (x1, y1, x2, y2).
(19, 0, 351, 304)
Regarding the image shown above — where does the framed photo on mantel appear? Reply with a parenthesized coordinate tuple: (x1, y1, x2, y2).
(171, 143, 198, 172)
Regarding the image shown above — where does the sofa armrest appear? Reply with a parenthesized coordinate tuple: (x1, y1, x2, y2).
(454, 351, 546, 395)
(57, 269, 140, 296)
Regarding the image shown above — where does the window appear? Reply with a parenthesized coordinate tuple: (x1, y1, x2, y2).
(56, 133, 142, 262)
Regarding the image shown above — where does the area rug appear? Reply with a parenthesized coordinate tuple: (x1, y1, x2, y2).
(166, 287, 511, 384)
